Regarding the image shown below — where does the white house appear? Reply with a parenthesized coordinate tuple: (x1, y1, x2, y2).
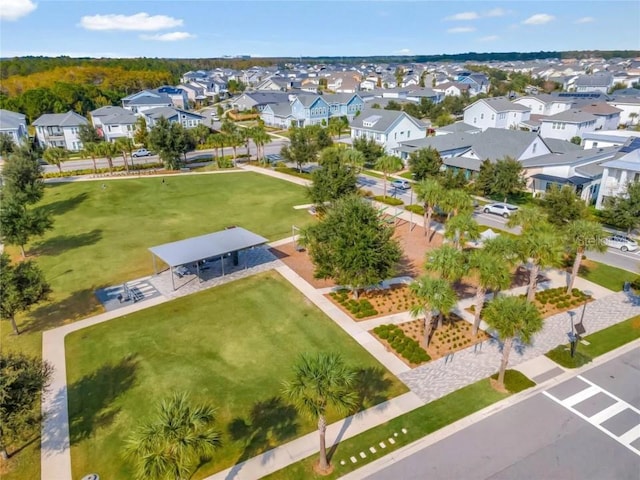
(90, 106, 138, 142)
(582, 130, 639, 149)
(538, 109, 598, 141)
(607, 96, 640, 126)
(141, 107, 205, 129)
(513, 94, 573, 116)
(433, 82, 470, 97)
(350, 109, 426, 155)
(0, 109, 28, 146)
(463, 97, 531, 131)
(595, 140, 640, 209)
(122, 90, 173, 114)
(32, 111, 89, 151)
(573, 73, 614, 93)
(580, 103, 622, 131)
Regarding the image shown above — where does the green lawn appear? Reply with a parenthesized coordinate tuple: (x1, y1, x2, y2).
(546, 315, 640, 368)
(578, 260, 639, 292)
(65, 271, 408, 479)
(5, 172, 315, 341)
(264, 376, 513, 480)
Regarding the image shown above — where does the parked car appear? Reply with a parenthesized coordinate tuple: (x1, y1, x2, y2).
(482, 203, 519, 218)
(132, 148, 152, 158)
(391, 179, 411, 190)
(603, 235, 639, 252)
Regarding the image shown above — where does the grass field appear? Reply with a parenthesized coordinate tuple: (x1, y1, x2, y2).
(65, 271, 408, 479)
(5, 172, 315, 345)
(578, 259, 639, 292)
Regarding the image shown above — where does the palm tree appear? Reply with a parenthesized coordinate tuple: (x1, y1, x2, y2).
(375, 155, 403, 197)
(564, 219, 607, 293)
(483, 295, 542, 389)
(467, 249, 511, 336)
(114, 137, 134, 171)
(97, 142, 119, 174)
(209, 133, 226, 163)
(227, 131, 243, 164)
(410, 276, 457, 345)
(507, 205, 547, 233)
(440, 188, 472, 220)
(282, 353, 357, 473)
(341, 148, 365, 173)
(251, 126, 272, 164)
(444, 212, 480, 250)
(83, 142, 102, 173)
(518, 222, 564, 302)
(126, 392, 221, 480)
(42, 147, 69, 173)
(414, 178, 444, 240)
(424, 245, 467, 286)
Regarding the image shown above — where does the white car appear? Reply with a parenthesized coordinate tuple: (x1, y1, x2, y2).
(604, 235, 638, 252)
(482, 203, 519, 218)
(132, 148, 152, 158)
(391, 179, 411, 190)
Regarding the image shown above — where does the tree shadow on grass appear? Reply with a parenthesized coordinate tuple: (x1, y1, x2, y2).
(67, 354, 138, 443)
(22, 288, 103, 333)
(352, 366, 393, 411)
(41, 192, 89, 217)
(227, 396, 299, 465)
(31, 229, 102, 257)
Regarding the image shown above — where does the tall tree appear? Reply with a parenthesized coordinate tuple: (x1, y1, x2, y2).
(309, 147, 357, 207)
(0, 353, 53, 459)
(0, 201, 53, 258)
(114, 137, 135, 171)
(444, 212, 480, 249)
(126, 393, 222, 480)
(414, 178, 444, 240)
(374, 155, 403, 197)
(42, 147, 69, 174)
(352, 136, 385, 166)
(77, 123, 102, 146)
(148, 117, 184, 170)
(328, 116, 349, 139)
(302, 195, 401, 299)
(280, 126, 319, 173)
(0, 132, 16, 157)
(564, 219, 607, 293)
(341, 148, 365, 173)
(440, 188, 472, 220)
(1, 146, 45, 205)
(409, 147, 442, 182)
(540, 184, 588, 226)
(0, 253, 51, 334)
(97, 141, 119, 173)
(474, 159, 495, 196)
(133, 116, 149, 147)
(602, 181, 640, 234)
(483, 295, 542, 389)
(424, 245, 467, 289)
(410, 276, 457, 346)
(467, 249, 511, 335)
(438, 168, 468, 190)
(82, 141, 102, 173)
(250, 125, 272, 164)
(282, 353, 357, 473)
(492, 157, 526, 202)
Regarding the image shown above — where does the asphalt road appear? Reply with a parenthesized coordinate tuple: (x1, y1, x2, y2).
(367, 348, 640, 480)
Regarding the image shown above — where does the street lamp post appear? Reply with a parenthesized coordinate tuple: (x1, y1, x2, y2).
(576, 289, 592, 336)
(567, 310, 577, 358)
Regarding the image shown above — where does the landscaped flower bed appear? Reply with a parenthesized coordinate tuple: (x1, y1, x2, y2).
(326, 284, 416, 321)
(531, 287, 591, 316)
(330, 289, 378, 319)
(373, 324, 431, 365)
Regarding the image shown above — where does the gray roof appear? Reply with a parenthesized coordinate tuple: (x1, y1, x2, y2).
(600, 148, 640, 172)
(350, 108, 423, 133)
(0, 109, 26, 129)
(267, 102, 293, 117)
(574, 73, 613, 87)
(32, 110, 89, 127)
(149, 227, 268, 267)
(436, 122, 481, 135)
(101, 112, 138, 125)
(144, 107, 204, 120)
(542, 138, 583, 154)
(574, 163, 604, 177)
(322, 93, 360, 104)
(90, 106, 129, 117)
(520, 146, 618, 168)
(443, 156, 482, 171)
(396, 133, 474, 154)
(466, 97, 530, 113)
(241, 91, 292, 105)
(126, 96, 173, 106)
(541, 109, 597, 123)
(469, 128, 539, 161)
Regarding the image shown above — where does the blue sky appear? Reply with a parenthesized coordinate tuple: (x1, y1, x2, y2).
(1, 0, 639, 58)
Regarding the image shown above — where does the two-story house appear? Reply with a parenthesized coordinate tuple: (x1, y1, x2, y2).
(595, 138, 640, 209)
(457, 72, 490, 95)
(606, 95, 640, 126)
(513, 94, 573, 116)
(90, 106, 138, 142)
(463, 97, 531, 131)
(350, 109, 426, 155)
(538, 109, 598, 141)
(122, 90, 174, 114)
(260, 93, 364, 128)
(141, 107, 205, 129)
(0, 109, 28, 147)
(580, 103, 622, 131)
(573, 73, 614, 93)
(32, 111, 88, 151)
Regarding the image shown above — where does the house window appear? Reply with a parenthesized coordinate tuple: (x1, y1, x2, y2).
(473, 117, 477, 124)
(561, 123, 566, 130)
(480, 113, 484, 120)
(491, 114, 495, 120)
(593, 142, 598, 147)
(532, 143, 537, 154)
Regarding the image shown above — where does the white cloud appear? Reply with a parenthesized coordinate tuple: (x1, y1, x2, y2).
(522, 13, 555, 25)
(485, 8, 507, 17)
(0, 0, 37, 21)
(80, 12, 183, 31)
(394, 48, 411, 55)
(479, 35, 499, 42)
(575, 16, 595, 24)
(447, 27, 476, 34)
(140, 31, 195, 42)
(445, 11, 479, 21)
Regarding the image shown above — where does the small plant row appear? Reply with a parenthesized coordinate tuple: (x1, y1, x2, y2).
(374, 324, 431, 364)
(330, 290, 378, 318)
(373, 195, 404, 206)
(535, 287, 589, 309)
(43, 162, 164, 178)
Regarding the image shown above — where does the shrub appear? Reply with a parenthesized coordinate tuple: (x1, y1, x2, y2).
(373, 195, 404, 206)
(405, 204, 424, 215)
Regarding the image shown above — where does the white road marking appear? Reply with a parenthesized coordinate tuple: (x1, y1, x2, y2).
(543, 375, 640, 456)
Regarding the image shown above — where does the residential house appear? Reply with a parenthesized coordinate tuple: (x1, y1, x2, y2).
(231, 91, 293, 112)
(433, 122, 481, 136)
(155, 86, 189, 110)
(141, 107, 205, 129)
(582, 130, 639, 149)
(606, 95, 640, 126)
(260, 93, 364, 128)
(255, 76, 294, 91)
(32, 110, 89, 151)
(513, 94, 573, 116)
(573, 73, 614, 93)
(595, 138, 640, 209)
(260, 103, 296, 129)
(538, 109, 598, 141)
(463, 97, 531, 131)
(178, 83, 208, 106)
(0, 109, 28, 146)
(350, 108, 426, 155)
(579, 103, 622, 130)
(406, 88, 443, 104)
(432, 82, 470, 97)
(122, 90, 173, 114)
(327, 72, 362, 93)
(90, 106, 138, 142)
(456, 72, 490, 95)
(522, 146, 617, 203)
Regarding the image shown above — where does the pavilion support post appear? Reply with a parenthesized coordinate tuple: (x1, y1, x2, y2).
(221, 255, 225, 276)
(197, 262, 201, 283)
(152, 253, 158, 275)
(171, 266, 176, 291)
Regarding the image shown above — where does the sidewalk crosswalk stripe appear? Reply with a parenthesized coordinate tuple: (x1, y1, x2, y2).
(563, 385, 601, 407)
(619, 425, 640, 446)
(589, 402, 628, 424)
